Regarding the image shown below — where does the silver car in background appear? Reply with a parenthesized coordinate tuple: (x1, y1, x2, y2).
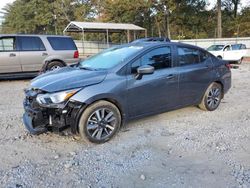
(0, 34, 79, 78)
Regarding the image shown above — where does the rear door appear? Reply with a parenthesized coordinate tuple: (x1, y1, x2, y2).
(126, 46, 179, 118)
(0, 36, 21, 73)
(177, 46, 214, 106)
(18, 36, 48, 72)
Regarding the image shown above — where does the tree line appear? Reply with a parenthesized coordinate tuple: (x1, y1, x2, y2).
(1, 0, 250, 40)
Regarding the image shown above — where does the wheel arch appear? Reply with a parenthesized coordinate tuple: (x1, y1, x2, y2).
(87, 98, 125, 122)
(47, 59, 67, 66)
(73, 97, 126, 134)
(214, 80, 224, 98)
(41, 59, 67, 72)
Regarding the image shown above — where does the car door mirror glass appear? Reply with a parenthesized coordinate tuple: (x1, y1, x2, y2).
(136, 65, 155, 79)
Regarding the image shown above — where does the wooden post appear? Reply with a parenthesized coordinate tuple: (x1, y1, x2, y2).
(127, 30, 131, 43)
(82, 30, 85, 56)
(106, 29, 109, 47)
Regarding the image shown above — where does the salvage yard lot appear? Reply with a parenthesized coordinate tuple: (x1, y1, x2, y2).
(0, 64, 250, 188)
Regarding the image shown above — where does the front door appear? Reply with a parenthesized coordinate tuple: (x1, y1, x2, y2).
(0, 36, 21, 73)
(126, 46, 179, 118)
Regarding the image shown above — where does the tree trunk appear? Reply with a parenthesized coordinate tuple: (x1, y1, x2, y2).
(233, 0, 240, 18)
(217, 0, 222, 38)
(166, 13, 171, 39)
(155, 17, 162, 37)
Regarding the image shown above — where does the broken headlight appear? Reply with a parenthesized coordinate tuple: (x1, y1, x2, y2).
(36, 89, 80, 107)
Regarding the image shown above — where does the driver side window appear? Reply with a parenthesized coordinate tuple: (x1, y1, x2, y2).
(131, 46, 172, 74)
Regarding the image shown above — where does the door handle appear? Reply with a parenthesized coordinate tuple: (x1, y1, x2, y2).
(42, 52, 48, 56)
(9, 53, 16, 57)
(166, 74, 175, 80)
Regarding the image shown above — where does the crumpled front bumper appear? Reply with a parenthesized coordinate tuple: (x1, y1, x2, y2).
(23, 89, 84, 135)
(23, 113, 47, 135)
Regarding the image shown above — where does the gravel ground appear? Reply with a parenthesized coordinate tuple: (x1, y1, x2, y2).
(0, 64, 250, 188)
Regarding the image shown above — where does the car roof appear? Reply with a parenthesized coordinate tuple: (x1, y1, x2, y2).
(125, 41, 205, 51)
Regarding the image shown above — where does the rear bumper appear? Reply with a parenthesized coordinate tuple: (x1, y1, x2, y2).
(65, 58, 80, 65)
(223, 71, 232, 94)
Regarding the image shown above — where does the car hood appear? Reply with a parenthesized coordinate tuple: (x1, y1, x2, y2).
(31, 67, 108, 92)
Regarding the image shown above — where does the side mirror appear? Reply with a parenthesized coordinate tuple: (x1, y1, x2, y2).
(135, 65, 154, 79)
(137, 65, 154, 74)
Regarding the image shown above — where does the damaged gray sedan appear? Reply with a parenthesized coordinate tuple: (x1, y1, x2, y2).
(23, 41, 231, 143)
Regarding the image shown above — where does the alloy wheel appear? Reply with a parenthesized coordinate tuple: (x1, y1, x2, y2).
(50, 65, 61, 70)
(86, 108, 117, 140)
(207, 87, 221, 109)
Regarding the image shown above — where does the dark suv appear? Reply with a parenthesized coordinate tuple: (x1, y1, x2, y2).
(23, 41, 231, 143)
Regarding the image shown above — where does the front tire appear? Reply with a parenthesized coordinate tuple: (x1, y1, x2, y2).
(199, 82, 223, 111)
(78, 100, 121, 144)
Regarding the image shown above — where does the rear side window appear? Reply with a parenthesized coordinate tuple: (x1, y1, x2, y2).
(0, 37, 15, 51)
(232, 44, 247, 50)
(18, 36, 46, 51)
(241, 44, 247, 49)
(200, 51, 210, 63)
(178, 47, 200, 66)
(47, 37, 77, 51)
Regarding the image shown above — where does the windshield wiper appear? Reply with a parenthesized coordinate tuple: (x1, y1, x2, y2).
(79, 66, 96, 71)
(79, 66, 106, 71)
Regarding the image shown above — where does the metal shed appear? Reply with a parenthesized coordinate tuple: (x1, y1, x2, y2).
(63, 21, 147, 44)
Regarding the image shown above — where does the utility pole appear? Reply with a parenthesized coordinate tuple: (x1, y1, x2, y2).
(217, 0, 222, 38)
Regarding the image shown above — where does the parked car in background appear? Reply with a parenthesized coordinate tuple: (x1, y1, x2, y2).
(207, 43, 248, 64)
(23, 40, 231, 143)
(0, 34, 79, 79)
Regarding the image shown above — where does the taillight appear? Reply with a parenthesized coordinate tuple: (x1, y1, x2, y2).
(74, 50, 79, 58)
(225, 63, 232, 69)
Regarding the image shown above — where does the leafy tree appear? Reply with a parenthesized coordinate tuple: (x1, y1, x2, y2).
(1, 0, 95, 34)
(1, 0, 249, 39)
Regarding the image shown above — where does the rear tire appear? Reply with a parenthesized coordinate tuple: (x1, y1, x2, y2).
(78, 100, 121, 144)
(46, 61, 65, 71)
(199, 82, 223, 111)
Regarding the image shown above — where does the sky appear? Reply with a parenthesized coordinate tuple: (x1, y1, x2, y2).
(0, 0, 250, 12)
(0, 0, 15, 12)
(207, 0, 250, 10)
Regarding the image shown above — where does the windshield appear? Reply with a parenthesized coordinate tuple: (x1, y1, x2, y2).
(207, 45, 224, 51)
(79, 46, 143, 70)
